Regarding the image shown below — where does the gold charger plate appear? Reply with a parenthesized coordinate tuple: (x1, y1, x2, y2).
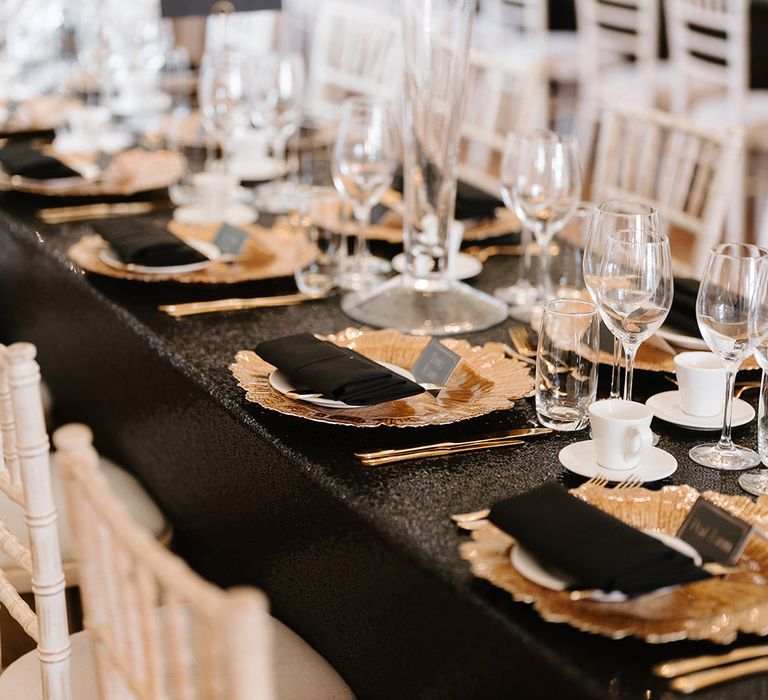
(0, 95, 79, 135)
(460, 483, 768, 644)
(67, 221, 316, 284)
(0, 149, 185, 196)
(230, 328, 534, 428)
(598, 343, 758, 373)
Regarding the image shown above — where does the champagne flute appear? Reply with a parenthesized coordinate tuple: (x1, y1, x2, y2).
(691, 244, 768, 470)
(740, 257, 768, 493)
(508, 130, 581, 307)
(597, 229, 673, 401)
(331, 97, 396, 290)
(583, 200, 660, 399)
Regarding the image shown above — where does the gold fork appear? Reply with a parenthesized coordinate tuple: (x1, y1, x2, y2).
(508, 326, 537, 357)
(615, 474, 644, 490)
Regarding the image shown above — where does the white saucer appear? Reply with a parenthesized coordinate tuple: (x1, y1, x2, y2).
(391, 252, 483, 280)
(269, 361, 415, 409)
(231, 158, 286, 182)
(558, 440, 677, 483)
(53, 131, 133, 156)
(511, 531, 701, 602)
(646, 390, 755, 430)
(173, 204, 257, 227)
(99, 239, 220, 275)
(657, 326, 707, 351)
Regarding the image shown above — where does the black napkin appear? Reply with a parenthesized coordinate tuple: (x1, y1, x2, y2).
(94, 219, 208, 267)
(0, 142, 81, 180)
(256, 332, 426, 406)
(664, 277, 701, 338)
(489, 483, 710, 595)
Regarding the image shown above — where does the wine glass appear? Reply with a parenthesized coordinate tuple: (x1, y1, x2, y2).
(249, 51, 306, 213)
(583, 200, 660, 399)
(198, 49, 249, 175)
(691, 243, 768, 470)
(739, 258, 768, 494)
(508, 130, 581, 308)
(494, 132, 538, 308)
(331, 96, 397, 290)
(597, 229, 673, 401)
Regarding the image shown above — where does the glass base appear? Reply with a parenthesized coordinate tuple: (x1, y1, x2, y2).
(252, 180, 302, 214)
(689, 443, 761, 470)
(340, 274, 509, 336)
(494, 283, 538, 307)
(339, 254, 391, 291)
(738, 471, 768, 496)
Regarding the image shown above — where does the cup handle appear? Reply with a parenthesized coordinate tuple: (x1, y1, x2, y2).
(624, 426, 654, 463)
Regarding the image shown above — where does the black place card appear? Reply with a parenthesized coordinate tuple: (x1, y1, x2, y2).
(213, 223, 250, 257)
(411, 338, 461, 388)
(677, 497, 753, 565)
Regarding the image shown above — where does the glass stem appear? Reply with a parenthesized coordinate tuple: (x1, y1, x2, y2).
(353, 205, 372, 265)
(717, 367, 738, 450)
(517, 226, 532, 287)
(274, 134, 287, 180)
(536, 225, 554, 303)
(759, 370, 768, 466)
(610, 337, 622, 399)
(622, 343, 637, 401)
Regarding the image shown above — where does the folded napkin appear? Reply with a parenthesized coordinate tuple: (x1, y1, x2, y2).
(489, 483, 710, 595)
(94, 219, 208, 267)
(256, 332, 426, 406)
(0, 142, 81, 180)
(664, 277, 701, 338)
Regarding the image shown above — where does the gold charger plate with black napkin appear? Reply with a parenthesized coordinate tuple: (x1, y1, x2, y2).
(230, 328, 534, 428)
(460, 483, 768, 643)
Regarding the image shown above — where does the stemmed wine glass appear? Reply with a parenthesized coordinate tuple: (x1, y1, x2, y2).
(494, 132, 537, 308)
(597, 229, 673, 401)
(583, 201, 660, 399)
(739, 258, 768, 493)
(249, 51, 306, 212)
(331, 96, 397, 290)
(507, 130, 581, 307)
(691, 244, 768, 470)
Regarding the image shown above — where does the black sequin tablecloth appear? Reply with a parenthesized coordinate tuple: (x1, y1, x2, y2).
(1, 197, 767, 700)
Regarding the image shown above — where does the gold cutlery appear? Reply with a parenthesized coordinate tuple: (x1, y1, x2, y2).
(667, 657, 768, 694)
(38, 201, 165, 224)
(358, 438, 524, 466)
(356, 427, 552, 462)
(654, 645, 768, 679)
(735, 381, 762, 399)
(464, 243, 560, 262)
(508, 326, 538, 357)
(159, 293, 325, 318)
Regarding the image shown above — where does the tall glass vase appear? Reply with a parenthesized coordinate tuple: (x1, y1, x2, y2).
(340, 0, 507, 336)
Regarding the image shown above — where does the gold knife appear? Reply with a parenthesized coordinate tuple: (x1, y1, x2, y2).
(669, 657, 768, 694)
(654, 645, 768, 679)
(38, 201, 164, 224)
(159, 293, 324, 318)
(355, 427, 552, 461)
(360, 438, 524, 466)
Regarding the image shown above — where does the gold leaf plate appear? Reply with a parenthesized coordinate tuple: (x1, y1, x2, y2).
(230, 328, 534, 428)
(0, 95, 79, 135)
(459, 483, 768, 644)
(0, 149, 185, 196)
(67, 220, 316, 285)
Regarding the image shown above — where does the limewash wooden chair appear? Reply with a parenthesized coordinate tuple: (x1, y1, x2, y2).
(0, 421, 355, 699)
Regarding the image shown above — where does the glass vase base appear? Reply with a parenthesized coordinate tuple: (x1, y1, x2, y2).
(689, 443, 761, 471)
(738, 471, 768, 495)
(340, 274, 508, 336)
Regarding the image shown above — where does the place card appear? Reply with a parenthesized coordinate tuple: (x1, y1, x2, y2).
(676, 497, 753, 565)
(412, 338, 461, 388)
(213, 223, 250, 257)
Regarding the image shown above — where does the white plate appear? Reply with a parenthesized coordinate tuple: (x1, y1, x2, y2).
(657, 326, 708, 351)
(511, 531, 702, 603)
(391, 252, 483, 281)
(269, 361, 416, 409)
(99, 238, 220, 275)
(173, 204, 257, 227)
(231, 158, 286, 182)
(646, 390, 755, 430)
(53, 131, 133, 156)
(558, 440, 677, 483)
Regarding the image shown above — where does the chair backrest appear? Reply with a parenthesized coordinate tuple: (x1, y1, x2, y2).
(666, 0, 748, 116)
(458, 48, 547, 195)
(0, 343, 70, 699)
(592, 105, 743, 275)
(204, 9, 279, 56)
(575, 0, 659, 98)
(53, 424, 273, 700)
(305, 0, 402, 122)
(476, 0, 547, 37)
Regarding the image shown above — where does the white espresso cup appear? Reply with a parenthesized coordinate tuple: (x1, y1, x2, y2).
(588, 399, 654, 470)
(673, 351, 726, 417)
(192, 172, 238, 222)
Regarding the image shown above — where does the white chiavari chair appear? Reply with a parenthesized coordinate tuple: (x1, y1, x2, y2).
(0, 343, 71, 698)
(459, 48, 547, 195)
(204, 8, 279, 56)
(575, 0, 670, 160)
(592, 105, 743, 276)
(304, 0, 402, 123)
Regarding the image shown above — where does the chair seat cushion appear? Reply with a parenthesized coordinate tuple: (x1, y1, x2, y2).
(690, 91, 768, 148)
(0, 452, 167, 572)
(0, 619, 355, 699)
